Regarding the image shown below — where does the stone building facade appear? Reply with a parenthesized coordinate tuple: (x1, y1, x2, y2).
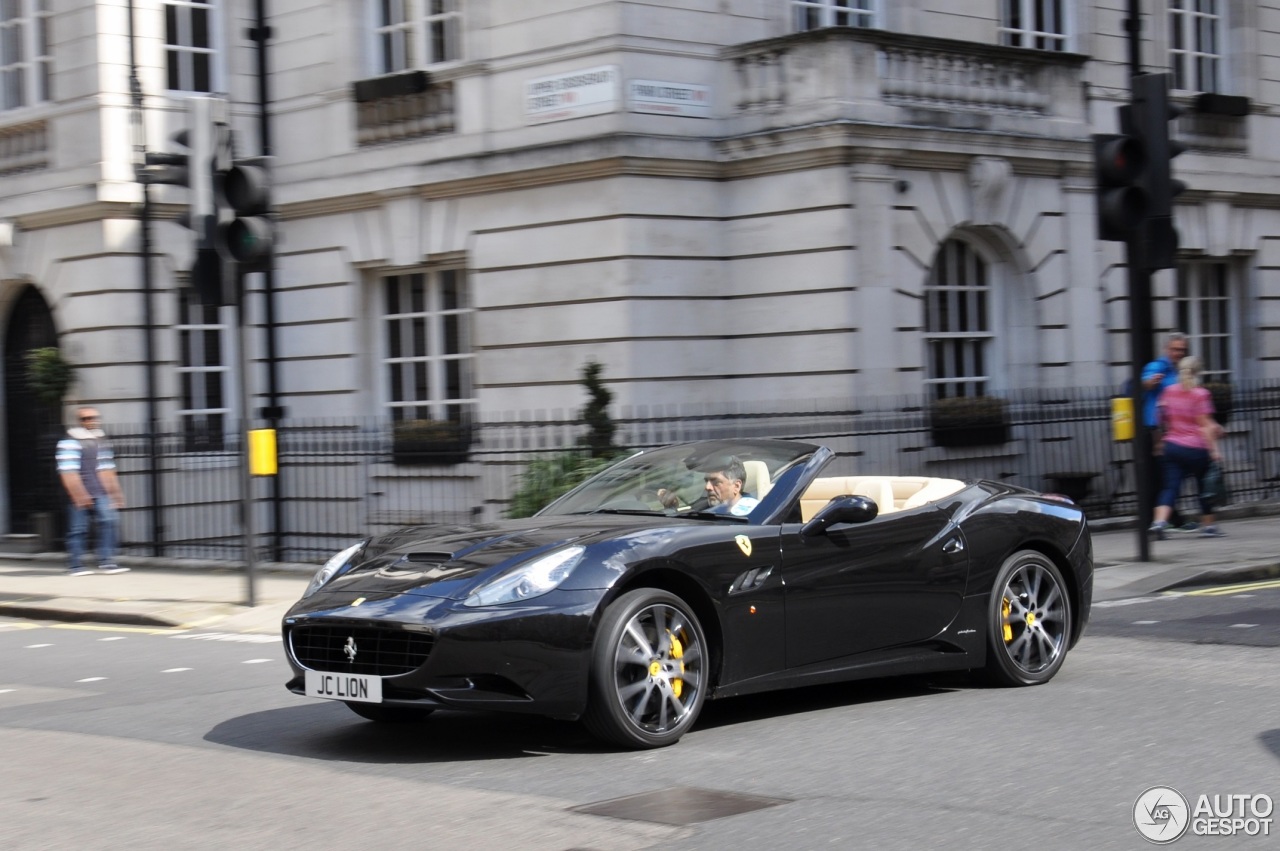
(1, 1, 1277, 535)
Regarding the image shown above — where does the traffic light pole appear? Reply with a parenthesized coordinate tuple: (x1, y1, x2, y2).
(1126, 0, 1153, 561)
(250, 0, 285, 562)
(127, 0, 164, 557)
(1128, 254, 1155, 562)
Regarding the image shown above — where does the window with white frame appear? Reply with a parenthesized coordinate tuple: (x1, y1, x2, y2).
(176, 288, 231, 451)
(999, 0, 1069, 51)
(0, 0, 52, 111)
(1175, 261, 1233, 383)
(164, 0, 215, 93)
(924, 239, 992, 399)
(792, 0, 877, 32)
(383, 268, 473, 427)
(1169, 0, 1222, 92)
(372, 0, 461, 75)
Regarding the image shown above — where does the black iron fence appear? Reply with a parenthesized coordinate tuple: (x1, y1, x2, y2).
(95, 383, 1280, 564)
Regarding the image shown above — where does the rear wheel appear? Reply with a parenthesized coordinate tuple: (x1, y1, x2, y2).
(345, 702, 435, 723)
(583, 589, 708, 749)
(985, 550, 1072, 686)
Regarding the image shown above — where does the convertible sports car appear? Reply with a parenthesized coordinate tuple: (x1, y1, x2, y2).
(283, 438, 1093, 749)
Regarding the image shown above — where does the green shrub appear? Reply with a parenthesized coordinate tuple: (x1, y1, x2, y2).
(25, 347, 76, 406)
(506, 452, 613, 518)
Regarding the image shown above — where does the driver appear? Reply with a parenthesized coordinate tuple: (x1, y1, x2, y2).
(703, 456, 759, 516)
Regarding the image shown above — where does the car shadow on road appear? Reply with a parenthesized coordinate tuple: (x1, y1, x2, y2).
(204, 672, 967, 763)
(1261, 729, 1280, 762)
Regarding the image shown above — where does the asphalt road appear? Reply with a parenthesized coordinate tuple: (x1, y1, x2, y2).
(1, 582, 1277, 851)
(1090, 580, 1280, 647)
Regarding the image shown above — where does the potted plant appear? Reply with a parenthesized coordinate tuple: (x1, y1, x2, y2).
(929, 395, 1010, 448)
(391, 418, 471, 464)
(25, 347, 76, 407)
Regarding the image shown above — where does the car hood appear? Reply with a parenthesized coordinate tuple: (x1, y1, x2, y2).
(315, 514, 681, 601)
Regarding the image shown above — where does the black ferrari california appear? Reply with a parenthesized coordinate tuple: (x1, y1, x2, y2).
(283, 438, 1093, 748)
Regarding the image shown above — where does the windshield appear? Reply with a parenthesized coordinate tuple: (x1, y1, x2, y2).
(537, 439, 819, 521)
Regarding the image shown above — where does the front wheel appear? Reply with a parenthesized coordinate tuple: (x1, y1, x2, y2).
(583, 589, 708, 749)
(985, 550, 1073, 686)
(345, 702, 436, 723)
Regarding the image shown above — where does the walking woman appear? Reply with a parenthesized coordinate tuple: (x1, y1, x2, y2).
(1149, 356, 1225, 540)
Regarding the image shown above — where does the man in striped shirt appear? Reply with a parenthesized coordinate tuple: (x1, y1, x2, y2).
(57, 408, 128, 576)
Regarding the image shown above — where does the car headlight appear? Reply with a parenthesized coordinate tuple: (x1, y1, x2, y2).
(463, 545, 586, 608)
(303, 541, 366, 598)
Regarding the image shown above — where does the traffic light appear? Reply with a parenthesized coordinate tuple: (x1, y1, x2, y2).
(1131, 73, 1187, 270)
(136, 97, 231, 305)
(217, 156, 274, 274)
(1093, 121, 1147, 243)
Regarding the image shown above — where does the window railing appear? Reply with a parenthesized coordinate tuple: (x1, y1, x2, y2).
(353, 70, 456, 146)
(0, 119, 49, 175)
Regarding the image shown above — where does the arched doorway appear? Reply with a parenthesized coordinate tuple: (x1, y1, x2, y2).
(3, 285, 63, 537)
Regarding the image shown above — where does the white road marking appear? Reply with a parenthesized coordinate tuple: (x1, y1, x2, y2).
(99, 636, 126, 641)
(1229, 624, 1259, 629)
(25, 644, 53, 648)
(171, 632, 278, 644)
(242, 659, 273, 664)
(77, 677, 106, 683)
(162, 668, 193, 673)
(0, 689, 14, 694)
(1132, 620, 1160, 625)
(1094, 597, 1180, 608)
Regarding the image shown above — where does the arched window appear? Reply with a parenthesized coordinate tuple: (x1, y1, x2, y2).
(924, 239, 991, 399)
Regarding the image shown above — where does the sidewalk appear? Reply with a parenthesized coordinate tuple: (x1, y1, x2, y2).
(1, 504, 1278, 635)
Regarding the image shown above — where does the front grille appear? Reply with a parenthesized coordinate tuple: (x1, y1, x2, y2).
(289, 624, 434, 676)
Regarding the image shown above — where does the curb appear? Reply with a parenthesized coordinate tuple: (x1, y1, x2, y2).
(0, 601, 181, 629)
(1155, 562, 1280, 593)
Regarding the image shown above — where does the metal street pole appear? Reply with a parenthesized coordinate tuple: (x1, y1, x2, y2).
(1126, 0, 1154, 561)
(127, 0, 164, 557)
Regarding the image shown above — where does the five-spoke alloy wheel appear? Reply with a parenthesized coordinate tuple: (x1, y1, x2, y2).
(584, 588, 708, 748)
(985, 550, 1073, 686)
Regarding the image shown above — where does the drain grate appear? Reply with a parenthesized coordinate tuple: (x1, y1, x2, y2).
(571, 786, 791, 826)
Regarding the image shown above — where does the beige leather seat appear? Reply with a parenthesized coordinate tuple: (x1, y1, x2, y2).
(799, 476, 966, 520)
(799, 476, 895, 521)
(901, 477, 965, 509)
(742, 459, 772, 499)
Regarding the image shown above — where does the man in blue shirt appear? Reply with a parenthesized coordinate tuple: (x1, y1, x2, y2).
(703, 456, 760, 517)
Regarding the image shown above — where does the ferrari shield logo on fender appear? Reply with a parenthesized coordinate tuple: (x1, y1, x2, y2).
(735, 535, 752, 557)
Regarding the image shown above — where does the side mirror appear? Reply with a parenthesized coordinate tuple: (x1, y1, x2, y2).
(800, 495, 879, 537)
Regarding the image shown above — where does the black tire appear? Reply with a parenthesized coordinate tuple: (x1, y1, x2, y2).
(583, 589, 708, 749)
(985, 550, 1073, 686)
(345, 702, 436, 723)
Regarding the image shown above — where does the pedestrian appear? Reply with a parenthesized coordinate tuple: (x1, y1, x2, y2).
(1149, 356, 1225, 540)
(1141, 332, 1190, 530)
(57, 407, 129, 575)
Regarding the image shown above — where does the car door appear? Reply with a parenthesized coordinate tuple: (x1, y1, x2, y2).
(780, 505, 968, 668)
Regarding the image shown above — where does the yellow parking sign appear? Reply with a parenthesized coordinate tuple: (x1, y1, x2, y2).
(1111, 396, 1134, 442)
(248, 428, 278, 476)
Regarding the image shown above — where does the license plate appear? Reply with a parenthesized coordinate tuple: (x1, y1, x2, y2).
(305, 670, 382, 704)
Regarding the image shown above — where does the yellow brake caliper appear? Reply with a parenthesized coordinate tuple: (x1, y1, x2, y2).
(667, 630, 685, 698)
(1002, 597, 1013, 643)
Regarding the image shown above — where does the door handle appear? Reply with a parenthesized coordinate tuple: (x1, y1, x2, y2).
(942, 537, 964, 554)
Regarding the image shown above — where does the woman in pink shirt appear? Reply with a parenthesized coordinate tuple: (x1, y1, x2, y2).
(1149, 356, 1224, 539)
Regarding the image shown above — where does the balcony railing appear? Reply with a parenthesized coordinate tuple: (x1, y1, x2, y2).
(725, 29, 1087, 135)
